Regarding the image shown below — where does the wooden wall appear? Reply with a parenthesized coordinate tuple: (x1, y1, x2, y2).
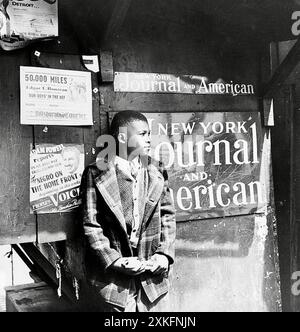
(0, 2, 84, 245)
(94, 1, 280, 311)
(0, 0, 282, 311)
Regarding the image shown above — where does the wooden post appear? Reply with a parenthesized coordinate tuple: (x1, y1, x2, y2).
(99, 50, 114, 82)
(261, 38, 300, 98)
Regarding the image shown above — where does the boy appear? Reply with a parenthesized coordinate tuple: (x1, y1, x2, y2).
(80, 111, 176, 312)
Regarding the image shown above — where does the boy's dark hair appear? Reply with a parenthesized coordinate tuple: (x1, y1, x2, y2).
(110, 111, 148, 138)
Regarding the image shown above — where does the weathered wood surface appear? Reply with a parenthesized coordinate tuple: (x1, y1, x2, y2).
(292, 88, 300, 312)
(0, 51, 36, 245)
(271, 87, 294, 312)
(103, 0, 132, 43)
(261, 38, 300, 98)
(170, 213, 281, 312)
(100, 51, 114, 82)
(265, 39, 300, 312)
(5, 282, 75, 312)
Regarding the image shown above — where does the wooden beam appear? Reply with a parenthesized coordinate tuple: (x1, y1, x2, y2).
(20, 243, 77, 303)
(289, 85, 300, 312)
(100, 50, 114, 82)
(5, 282, 76, 312)
(103, 0, 132, 42)
(261, 38, 300, 98)
(270, 42, 279, 77)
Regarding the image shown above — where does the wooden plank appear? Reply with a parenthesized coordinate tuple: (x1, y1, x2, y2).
(271, 87, 294, 312)
(261, 38, 300, 98)
(270, 42, 279, 77)
(21, 243, 77, 302)
(291, 221, 300, 311)
(100, 51, 114, 82)
(278, 40, 298, 66)
(291, 85, 300, 312)
(5, 282, 76, 312)
(109, 91, 258, 112)
(0, 50, 36, 245)
(103, 0, 132, 42)
(264, 210, 282, 311)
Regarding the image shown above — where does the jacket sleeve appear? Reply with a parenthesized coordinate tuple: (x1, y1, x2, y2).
(80, 166, 122, 270)
(155, 167, 176, 265)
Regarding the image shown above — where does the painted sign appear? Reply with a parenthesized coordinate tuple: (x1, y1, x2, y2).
(114, 72, 255, 96)
(145, 112, 266, 221)
(0, 0, 58, 51)
(20, 66, 93, 126)
(30, 144, 84, 214)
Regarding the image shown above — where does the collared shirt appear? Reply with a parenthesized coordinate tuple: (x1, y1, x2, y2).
(115, 156, 142, 248)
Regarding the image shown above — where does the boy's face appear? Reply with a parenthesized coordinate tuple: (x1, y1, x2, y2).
(123, 120, 151, 159)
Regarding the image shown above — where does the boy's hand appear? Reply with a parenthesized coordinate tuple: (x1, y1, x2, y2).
(110, 257, 146, 276)
(149, 254, 169, 276)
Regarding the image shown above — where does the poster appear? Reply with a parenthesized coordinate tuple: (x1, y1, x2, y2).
(114, 72, 255, 96)
(145, 112, 266, 221)
(20, 66, 93, 126)
(30, 144, 84, 214)
(0, 0, 58, 51)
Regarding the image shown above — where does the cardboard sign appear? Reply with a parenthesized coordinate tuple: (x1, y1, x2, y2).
(146, 112, 266, 221)
(114, 72, 255, 96)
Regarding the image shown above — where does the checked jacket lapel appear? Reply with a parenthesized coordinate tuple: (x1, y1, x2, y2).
(94, 157, 165, 235)
(142, 162, 165, 226)
(94, 160, 127, 232)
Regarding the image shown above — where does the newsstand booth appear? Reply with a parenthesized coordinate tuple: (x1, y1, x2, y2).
(1, 0, 299, 312)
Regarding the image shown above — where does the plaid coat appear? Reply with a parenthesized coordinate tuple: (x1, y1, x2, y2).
(80, 156, 176, 309)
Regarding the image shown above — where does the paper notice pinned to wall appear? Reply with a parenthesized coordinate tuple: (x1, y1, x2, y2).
(20, 66, 93, 126)
(30, 144, 84, 214)
(82, 55, 100, 73)
(0, 0, 58, 51)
